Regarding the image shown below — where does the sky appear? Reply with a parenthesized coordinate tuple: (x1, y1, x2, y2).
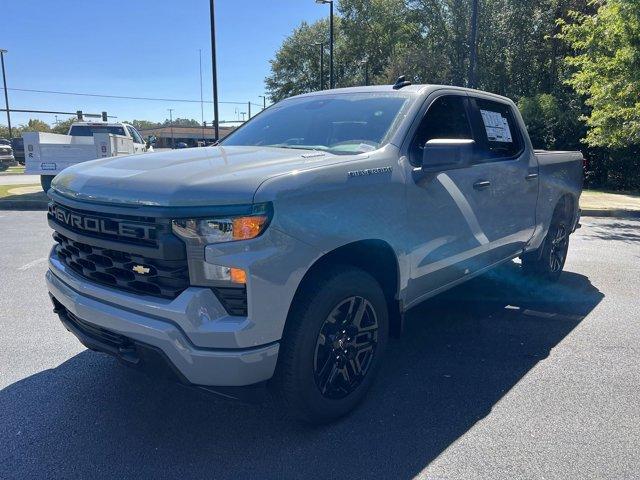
(2, 0, 328, 128)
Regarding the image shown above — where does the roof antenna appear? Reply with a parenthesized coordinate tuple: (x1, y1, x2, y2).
(393, 75, 412, 90)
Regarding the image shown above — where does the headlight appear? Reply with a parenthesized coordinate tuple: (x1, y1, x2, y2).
(172, 204, 271, 245)
(171, 204, 272, 286)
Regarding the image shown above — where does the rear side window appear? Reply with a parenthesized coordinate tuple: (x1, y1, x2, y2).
(472, 98, 523, 160)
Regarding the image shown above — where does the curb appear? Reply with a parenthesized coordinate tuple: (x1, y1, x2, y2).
(581, 209, 640, 218)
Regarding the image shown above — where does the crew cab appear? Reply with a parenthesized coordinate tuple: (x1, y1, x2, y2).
(44, 82, 582, 423)
(24, 122, 150, 191)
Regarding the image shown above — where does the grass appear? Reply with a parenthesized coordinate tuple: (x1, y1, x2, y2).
(0, 164, 26, 175)
(584, 188, 640, 197)
(0, 184, 43, 199)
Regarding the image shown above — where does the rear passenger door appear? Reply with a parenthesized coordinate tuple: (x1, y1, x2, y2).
(464, 96, 538, 264)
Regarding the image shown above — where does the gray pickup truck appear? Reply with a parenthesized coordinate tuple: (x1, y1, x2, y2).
(45, 81, 583, 423)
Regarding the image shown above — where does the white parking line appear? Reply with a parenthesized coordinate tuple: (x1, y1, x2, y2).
(18, 257, 48, 271)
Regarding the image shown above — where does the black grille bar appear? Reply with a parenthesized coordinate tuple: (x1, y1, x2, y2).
(53, 232, 190, 299)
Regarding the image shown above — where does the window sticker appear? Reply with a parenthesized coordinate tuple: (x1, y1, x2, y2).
(480, 109, 513, 143)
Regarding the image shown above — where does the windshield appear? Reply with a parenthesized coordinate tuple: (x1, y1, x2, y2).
(69, 125, 126, 137)
(221, 93, 412, 155)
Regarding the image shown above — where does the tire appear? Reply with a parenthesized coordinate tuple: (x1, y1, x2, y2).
(274, 265, 389, 424)
(522, 207, 570, 282)
(40, 175, 54, 192)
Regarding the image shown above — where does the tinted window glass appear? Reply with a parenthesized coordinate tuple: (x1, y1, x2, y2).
(410, 95, 472, 164)
(221, 93, 411, 155)
(473, 98, 523, 160)
(69, 125, 126, 137)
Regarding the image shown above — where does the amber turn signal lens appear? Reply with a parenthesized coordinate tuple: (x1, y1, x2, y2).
(230, 267, 247, 284)
(232, 215, 268, 241)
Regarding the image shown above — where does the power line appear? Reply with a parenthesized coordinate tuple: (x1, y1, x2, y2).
(7, 87, 256, 106)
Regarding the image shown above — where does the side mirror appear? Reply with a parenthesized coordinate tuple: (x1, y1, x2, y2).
(422, 139, 474, 172)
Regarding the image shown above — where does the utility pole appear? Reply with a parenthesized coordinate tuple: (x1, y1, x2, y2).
(0, 49, 12, 138)
(259, 95, 267, 110)
(315, 1, 334, 88)
(468, 0, 479, 89)
(199, 49, 205, 143)
(240, 112, 246, 122)
(209, 0, 220, 141)
(168, 108, 174, 148)
(248, 101, 251, 120)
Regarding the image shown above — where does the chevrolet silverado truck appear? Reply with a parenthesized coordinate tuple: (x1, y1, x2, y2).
(45, 81, 582, 423)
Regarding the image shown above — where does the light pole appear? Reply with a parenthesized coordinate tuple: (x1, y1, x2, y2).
(315, 0, 334, 89)
(199, 49, 205, 142)
(360, 57, 369, 86)
(468, 0, 479, 89)
(168, 108, 174, 148)
(0, 49, 12, 138)
(259, 95, 267, 110)
(209, 0, 220, 141)
(315, 42, 325, 90)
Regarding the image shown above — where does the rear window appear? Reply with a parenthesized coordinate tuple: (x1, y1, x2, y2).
(473, 99, 523, 160)
(69, 125, 126, 137)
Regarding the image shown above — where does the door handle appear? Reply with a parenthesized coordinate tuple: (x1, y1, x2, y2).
(473, 180, 491, 190)
(525, 173, 538, 181)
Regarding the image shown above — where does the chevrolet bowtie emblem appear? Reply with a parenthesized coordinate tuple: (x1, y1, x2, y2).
(132, 265, 151, 275)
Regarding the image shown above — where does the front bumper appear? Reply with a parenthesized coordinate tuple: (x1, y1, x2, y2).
(47, 257, 280, 387)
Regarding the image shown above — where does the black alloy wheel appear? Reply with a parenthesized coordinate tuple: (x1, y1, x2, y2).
(313, 296, 379, 399)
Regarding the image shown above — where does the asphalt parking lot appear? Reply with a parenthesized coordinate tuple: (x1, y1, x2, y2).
(1, 211, 638, 479)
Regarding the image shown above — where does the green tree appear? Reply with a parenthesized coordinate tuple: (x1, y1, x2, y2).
(52, 117, 76, 134)
(162, 118, 200, 127)
(128, 119, 159, 130)
(265, 19, 338, 102)
(20, 118, 51, 133)
(560, 0, 640, 148)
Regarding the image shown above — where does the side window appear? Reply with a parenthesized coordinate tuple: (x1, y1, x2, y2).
(409, 95, 473, 165)
(132, 127, 145, 144)
(127, 126, 144, 144)
(471, 98, 523, 161)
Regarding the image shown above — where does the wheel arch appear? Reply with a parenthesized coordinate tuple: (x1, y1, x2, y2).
(286, 239, 403, 338)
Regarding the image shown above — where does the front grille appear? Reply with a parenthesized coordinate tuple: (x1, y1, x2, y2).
(53, 232, 189, 299)
(48, 202, 160, 248)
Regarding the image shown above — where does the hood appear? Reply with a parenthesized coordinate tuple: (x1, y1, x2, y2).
(51, 146, 343, 207)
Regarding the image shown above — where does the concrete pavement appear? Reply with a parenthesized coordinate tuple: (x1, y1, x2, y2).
(1, 213, 638, 479)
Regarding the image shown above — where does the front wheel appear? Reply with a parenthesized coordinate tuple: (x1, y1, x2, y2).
(40, 175, 54, 192)
(274, 266, 388, 424)
(522, 211, 570, 281)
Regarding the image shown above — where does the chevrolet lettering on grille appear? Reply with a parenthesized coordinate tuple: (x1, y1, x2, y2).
(48, 204, 155, 241)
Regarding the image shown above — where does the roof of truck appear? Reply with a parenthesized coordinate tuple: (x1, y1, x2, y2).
(290, 84, 514, 104)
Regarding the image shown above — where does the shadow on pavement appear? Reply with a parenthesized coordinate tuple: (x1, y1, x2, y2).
(0, 263, 603, 479)
(0, 190, 48, 211)
(579, 218, 640, 243)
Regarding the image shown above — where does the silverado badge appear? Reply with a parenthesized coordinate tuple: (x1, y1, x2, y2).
(132, 265, 151, 275)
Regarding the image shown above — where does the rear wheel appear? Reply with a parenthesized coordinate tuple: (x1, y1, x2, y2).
(274, 266, 388, 424)
(522, 208, 570, 281)
(40, 175, 54, 192)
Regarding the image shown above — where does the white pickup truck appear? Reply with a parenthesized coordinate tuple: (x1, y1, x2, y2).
(24, 122, 150, 191)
